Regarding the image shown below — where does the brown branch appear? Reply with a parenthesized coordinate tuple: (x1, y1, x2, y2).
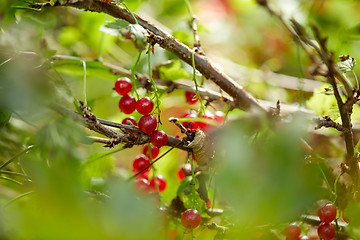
(189, 15, 204, 55)
(314, 115, 346, 132)
(38, 0, 267, 113)
(53, 104, 190, 151)
(50, 54, 314, 115)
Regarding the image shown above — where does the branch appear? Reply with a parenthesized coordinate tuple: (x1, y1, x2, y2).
(37, 0, 267, 113)
(50, 55, 314, 115)
(53, 104, 190, 151)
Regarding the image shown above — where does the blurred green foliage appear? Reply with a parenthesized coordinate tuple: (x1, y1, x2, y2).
(1, 0, 360, 239)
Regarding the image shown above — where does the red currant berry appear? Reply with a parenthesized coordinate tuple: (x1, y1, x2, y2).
(115, 77, 132, 95)
(133, 154, 150, 172)
(214, 110, 225, 124)
(317, 222, 335, 240)
(318, 203, 337, 223)
(177, 163, 191, 181)
(136, 97, 154, 115)
(150, 174, 167, 193)
(122, 116, 137, 126)
(185, 91, 198, 104)
(150, 130, 168, 147)
(119, 94, 136, 114)
(206, 198, 211, 208)
(143, 144, 160, 159)
(284, 223, 301, 240)
(182, 112, 199, 130)
(134, 178, 151, 194)
(134, 169, 149, 180)
(138, 114, 157, 134)
(199, 110, 216, 132)
(181, 209, 201, 230)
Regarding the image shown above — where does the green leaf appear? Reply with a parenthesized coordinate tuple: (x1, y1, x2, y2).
(0, 109, 11, 128)
(177, 177, 209, 217)
(306, 83, 340, 121)
(158, 60, 190, 81)
(101, 20, 147, 50)
(337, 55, 356, 73)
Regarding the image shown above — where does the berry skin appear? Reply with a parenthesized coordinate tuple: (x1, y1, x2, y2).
(136, 97, 154, 115)
(119, 94, 137, 114)
(143, 144, 160, 159)
(134, 169, 149, 180)
(138, 114, 157, 134)
(181, 209, 201, 230)
(284, 223, 301, 240)
(185, 91, 198, 104)
(115, 77, 132, 95)
(318, 203, 337, 223)
(206, 198, 211, 208)
(134, 178, 151, 194)
(182, 112, 199, 130)
(150, 130, 168, 147)
(177, 163, 191, 181)
(133, 154, 150, 172)
(122, 116, 137, 126)
(317, 222, 336, 240)
(150, 175, 167, 192)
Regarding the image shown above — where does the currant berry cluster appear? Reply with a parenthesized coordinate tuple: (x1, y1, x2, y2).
(132, 145, 167, 194)
(317, 203, 337, 240)
(115, 77, 168, 147)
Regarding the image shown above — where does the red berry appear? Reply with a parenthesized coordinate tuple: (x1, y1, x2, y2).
(136, 97, 154, 115)
(134, 178, 151, 194)
(177, 163, 191, 181)
(199, 110, 216, 132)
(150, 174, 167, 193)
(284, 223, 301, 240)
(206, 198, 211, 208)
(119, 94, 137, 114)
(317, 222, 336, 240)
(182, 112, 199, 130)
(122, 116, 137, 126)
(143, 144, 160, 159)
(138, 114, 157, 134)
(181, 209, 201, 229)
(214, 111, 225, 124)
(134, 169, 149, 180)
(185, 91, 198, 104)
(150, 130, 168, 147)
(132, 154, 150, 172)
(115, 77, 132, 95)
(318, 203, 337, 223)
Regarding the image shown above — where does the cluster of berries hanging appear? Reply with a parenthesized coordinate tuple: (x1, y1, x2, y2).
(283, 203, 340, 240)
(114, 78, 227, 236)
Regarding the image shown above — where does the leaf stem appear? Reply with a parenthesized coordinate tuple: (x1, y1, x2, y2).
(190, 150, 196, 209)
(131, 51, 142, 99)
(82, 60, 87, 106)
(121, 1, 138, 25)
(147, 44, 161, 116)
(0, 145, 36, 171)
(191, 49, 205, 115)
